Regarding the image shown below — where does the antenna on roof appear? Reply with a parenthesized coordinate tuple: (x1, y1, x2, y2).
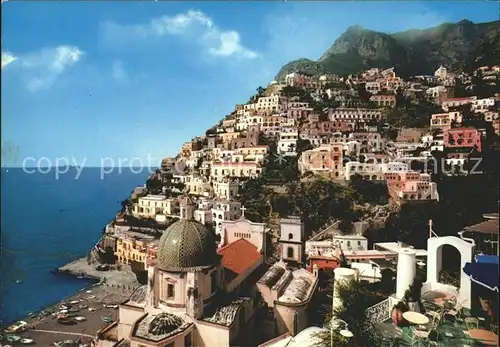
(428, 219, 439, 238)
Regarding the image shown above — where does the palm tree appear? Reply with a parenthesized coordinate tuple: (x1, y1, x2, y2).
(313, 279, 381, 347)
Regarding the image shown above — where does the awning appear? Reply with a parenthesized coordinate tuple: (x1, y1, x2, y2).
(463, 262, 499, 292)
(476, 254, 499, 264)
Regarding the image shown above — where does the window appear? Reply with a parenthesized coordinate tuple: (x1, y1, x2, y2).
(167, 284, 175, 299)
(287, 247, 294, 259)
(288, 233, 294, 240)
(358, 241, 361, 246)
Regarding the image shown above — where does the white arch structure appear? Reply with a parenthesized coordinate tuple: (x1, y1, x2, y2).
(425, 236, 475, 309)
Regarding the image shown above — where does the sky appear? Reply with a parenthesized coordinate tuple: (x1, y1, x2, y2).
(1, 1, 499, 167)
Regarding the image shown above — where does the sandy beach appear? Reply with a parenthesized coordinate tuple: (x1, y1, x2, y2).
(1, 261, 140, 347)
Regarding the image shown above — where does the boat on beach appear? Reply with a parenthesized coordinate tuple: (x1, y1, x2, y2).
(57, 317, 77, 325)
(6, 334, 21, 342)
(101, 316, 113, 323)
(4, 320, 27, 333)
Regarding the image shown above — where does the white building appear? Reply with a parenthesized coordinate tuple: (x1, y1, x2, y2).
(211, 200, 242, 235)
(345, 162, 381, 180)
(279, 217, 305, 266)
(472, 97, 495, 113)
(133, 195, 178, 219)
(277, 131, 299, 156)
(212, 178, 239, 200)
(434, 66, 448, 80)
(194, 208, 213, 226)
(365, 81, 381, 94)
(244, 94, 289, 113)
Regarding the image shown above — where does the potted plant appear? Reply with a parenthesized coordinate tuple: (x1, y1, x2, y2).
(391, 301, 409, 327)
(403, 277, 425, 313)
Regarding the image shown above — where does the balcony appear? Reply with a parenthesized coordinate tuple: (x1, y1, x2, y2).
(365, 295, 498, 346)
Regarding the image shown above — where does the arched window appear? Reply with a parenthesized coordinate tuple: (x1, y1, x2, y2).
(287, 247, 294, 259)
(288, 233, 294, 240)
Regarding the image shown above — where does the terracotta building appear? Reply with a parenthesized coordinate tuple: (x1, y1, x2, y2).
(444, 127, 482, 152)
(298, 144, 343, 179)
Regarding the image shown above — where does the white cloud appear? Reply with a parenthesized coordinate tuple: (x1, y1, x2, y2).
(112, 60, 127, 81)
(101, 10, 257, 60)
(2, 51, 17, 69)
(14, 45, 84, 92)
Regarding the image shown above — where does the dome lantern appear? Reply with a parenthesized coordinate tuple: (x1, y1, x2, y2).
(180, 196, 195, 220)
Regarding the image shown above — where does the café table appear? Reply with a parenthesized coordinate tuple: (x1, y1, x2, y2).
(403, 311, 430, 326)
(467, 328, 499, 346)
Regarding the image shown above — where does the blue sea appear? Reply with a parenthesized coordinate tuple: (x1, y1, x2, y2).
(0, 167, 151, 325)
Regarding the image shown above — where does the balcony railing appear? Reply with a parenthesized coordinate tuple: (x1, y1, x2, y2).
(365, 298, 392, 324)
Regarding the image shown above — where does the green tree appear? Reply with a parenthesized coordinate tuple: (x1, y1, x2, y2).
(146, 178, 162, 194)
(296, 138, 314, 157)
(313, 279, 380, 347)
(355, 83, 372, 102)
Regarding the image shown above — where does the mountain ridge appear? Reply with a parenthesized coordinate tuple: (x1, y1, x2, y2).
(276, 20, 500, 80)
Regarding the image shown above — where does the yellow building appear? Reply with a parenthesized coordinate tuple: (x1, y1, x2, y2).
(115, 234, 158, 271)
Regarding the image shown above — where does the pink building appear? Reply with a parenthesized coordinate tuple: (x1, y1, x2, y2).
(385, 172, 439, 201)
(444, 127, 482, 152)
(146, 245, 158, 269)
(298, 144, 343, 178)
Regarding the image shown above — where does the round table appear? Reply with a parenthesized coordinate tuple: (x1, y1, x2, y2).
(403, 311, 430, 325)
(468, 329, 499, 346)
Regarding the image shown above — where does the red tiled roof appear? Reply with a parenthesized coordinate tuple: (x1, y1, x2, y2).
(218, 239, 262, 276)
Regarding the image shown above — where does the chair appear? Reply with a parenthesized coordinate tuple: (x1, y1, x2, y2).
(412, 326, 430, 341)
(443, 296, 457, 310)
(427, 328, 440, 346)
(400, 329, 421, 347)
(426, 310, 443, 328)
(445, 306, 463, 323)
(464, 317, 479, 330)
(423, 300, 441, 314)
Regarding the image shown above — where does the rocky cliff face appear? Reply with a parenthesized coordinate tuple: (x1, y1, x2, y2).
(354, 201, 401, 230)
(276, 20, 499, 79)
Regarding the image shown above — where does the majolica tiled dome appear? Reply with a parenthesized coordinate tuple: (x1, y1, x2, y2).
(156, 219, 217, 271)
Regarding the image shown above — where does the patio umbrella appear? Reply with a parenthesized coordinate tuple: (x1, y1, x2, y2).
(463, 262, 499, 292)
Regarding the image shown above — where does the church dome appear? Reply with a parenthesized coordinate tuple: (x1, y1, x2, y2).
(157, 219, 218, 271)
